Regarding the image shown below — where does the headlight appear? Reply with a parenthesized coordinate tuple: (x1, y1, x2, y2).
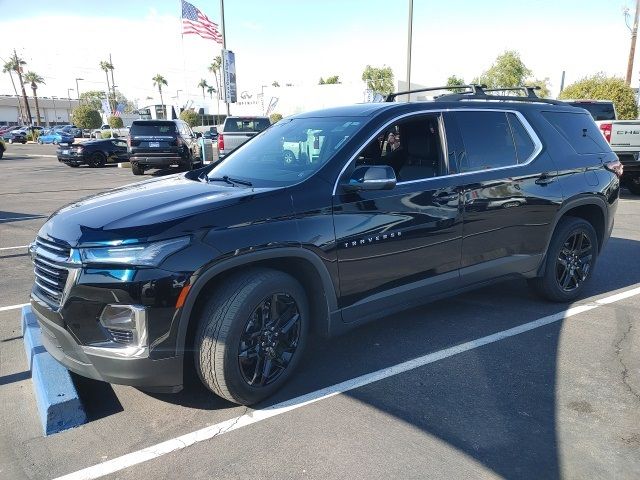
(80, 237, 190, 266)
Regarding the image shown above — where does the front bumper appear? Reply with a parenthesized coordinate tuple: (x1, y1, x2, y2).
(31, 297, 184, 392)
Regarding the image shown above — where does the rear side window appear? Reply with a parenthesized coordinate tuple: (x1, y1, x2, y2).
(224, 118, 270, 132)
(507, 113, 536, 162)
(567, 102, 616, 121)
(542, 111, 610, 154)
(130, 122, 177, 136)
(455, 111, 518, 172)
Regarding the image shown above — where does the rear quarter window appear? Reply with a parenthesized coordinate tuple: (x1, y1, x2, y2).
(541, 111, 610, 154)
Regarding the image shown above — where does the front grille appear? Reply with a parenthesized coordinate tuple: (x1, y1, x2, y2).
(108, 329, 134, 344)
(32, 237, 72, 308)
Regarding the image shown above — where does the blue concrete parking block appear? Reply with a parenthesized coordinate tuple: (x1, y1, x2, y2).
(21, 305, 87, 436)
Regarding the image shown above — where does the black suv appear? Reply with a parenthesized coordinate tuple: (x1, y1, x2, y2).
(29, 85, 621, 405)
(128, 119, 203, 175)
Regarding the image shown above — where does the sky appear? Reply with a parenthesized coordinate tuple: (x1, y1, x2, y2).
(0, 0, 636, 107)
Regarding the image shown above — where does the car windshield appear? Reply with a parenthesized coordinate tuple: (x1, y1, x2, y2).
(207, 117, 363, 187)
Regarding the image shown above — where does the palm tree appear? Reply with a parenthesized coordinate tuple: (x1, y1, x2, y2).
(24, 71, 45, 126)
(208, 56, 222, 123)
(99, 61, 113, 113)
(152, 74, 168, 119)
(9, 52, 32, 124)
(197, 79, 209, 100)
(207, 85, 216, 100)
(2, 60, 25, 122)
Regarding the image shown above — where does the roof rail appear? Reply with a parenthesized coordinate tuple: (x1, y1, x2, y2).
(384, 84, 486, 102)
(483, 86, 541, 98)
(435, 84, 566, 105)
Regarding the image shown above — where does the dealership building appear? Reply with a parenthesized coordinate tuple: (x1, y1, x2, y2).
(0, 95, 79, 126)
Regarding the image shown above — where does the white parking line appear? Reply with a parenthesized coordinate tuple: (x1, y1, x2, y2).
(53, 284, 640, 480)
(0, 303, 29, 313)
(3, 153, 57, 158)
(0, 245, 29, 251)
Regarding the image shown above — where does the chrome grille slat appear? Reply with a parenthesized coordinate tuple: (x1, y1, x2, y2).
(32, 236, 72, 308)
(108, 329, 134, 344)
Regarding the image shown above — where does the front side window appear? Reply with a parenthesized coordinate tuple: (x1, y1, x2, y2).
(455, 111, 518, 172)
(207, 117, 363, 187)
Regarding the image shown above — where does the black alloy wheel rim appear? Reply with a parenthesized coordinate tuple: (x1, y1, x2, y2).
(556, 230, 593, 292)
(238, 293, 301, 387)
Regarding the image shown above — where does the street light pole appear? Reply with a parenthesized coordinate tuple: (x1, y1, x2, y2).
(626, 0, 640, 85)
(51, 96, 58, 126)
(75, 78, 83, 101)
(67, 88, 74, 110)
(406, 0, 414, 101)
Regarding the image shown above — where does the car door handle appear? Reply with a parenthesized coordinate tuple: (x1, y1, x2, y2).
(535, 173, 555, 185)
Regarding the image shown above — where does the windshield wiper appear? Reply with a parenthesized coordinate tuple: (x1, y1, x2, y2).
(208, 175, 253, 187)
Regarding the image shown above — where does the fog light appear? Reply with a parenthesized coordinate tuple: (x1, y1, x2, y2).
(99, 305, 147, 347)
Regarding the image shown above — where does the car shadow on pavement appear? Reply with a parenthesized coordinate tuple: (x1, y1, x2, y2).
(0, 211, 47, 223)
(72, 375, 124, 421)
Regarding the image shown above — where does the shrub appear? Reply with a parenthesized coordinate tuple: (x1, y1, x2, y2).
(559, 73, 638, 120)
(72, 105, 103, 130)
(100, 130, 117, 139)
(269, 113, 283, 124)
(179, 109, 200, 127)
(108, 116, 124, 128)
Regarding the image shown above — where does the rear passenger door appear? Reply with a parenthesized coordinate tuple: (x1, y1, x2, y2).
(444, 109, 563, 283)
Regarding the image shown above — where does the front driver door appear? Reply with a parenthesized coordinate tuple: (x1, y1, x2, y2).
(333, 112, 463, 324)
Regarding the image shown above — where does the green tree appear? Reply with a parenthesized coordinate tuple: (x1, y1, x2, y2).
(108, 115, 124, 128)
(24, 71, 45, 126)
(446, 75, 466, 93)
(3, 59, 25, 122)
(179, 109, 199, 127)
(529, 78, 551, 99)
(475, 50, 532, 89)
(152, 74, 168, 118)
(71, 105, 102, 129)
(208, 56, 222, 122)
(80, 90, 135, 113)
(361, 65, 394, 95)
(269, 113, 283, 124)
(272, 80, 280, 87)
(559, 73, 638, 119)
(318, 77, 324, 85)
(197, 79, 209, 100)
(207, 85, 216, 99)
(324, 75, 340, 84)
(99, 60, 114, 113)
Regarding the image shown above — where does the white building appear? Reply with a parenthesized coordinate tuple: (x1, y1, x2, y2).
(0, 95, 79, 126)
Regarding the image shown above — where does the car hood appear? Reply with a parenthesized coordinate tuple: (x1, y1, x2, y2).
(38, 174, 279, 246)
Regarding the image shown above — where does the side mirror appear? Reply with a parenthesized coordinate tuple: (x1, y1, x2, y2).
(342, 165, 397, 192)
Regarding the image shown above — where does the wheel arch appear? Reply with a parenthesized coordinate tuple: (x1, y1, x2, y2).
(537, 195, 607, 276)
(175, 248, 338, 356)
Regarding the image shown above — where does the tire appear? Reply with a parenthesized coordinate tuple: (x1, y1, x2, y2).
(38, 138, 43, 144)
(131, 163, 145, 176)
(283, 150, 296, 165)
(0, 148, 3, 160)
(627, 176, 640, 195)
(183, 154, 194, 171)
(53, 139, 58, 145)
(89, 152, 106, 168)
(194, 268, 309, 405)
(528, 217, 598, 302)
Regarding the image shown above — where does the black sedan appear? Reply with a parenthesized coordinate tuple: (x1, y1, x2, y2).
(2, 131, 27, 144)
(57, 138, 129, 168)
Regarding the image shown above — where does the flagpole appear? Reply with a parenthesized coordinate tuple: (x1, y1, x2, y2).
(220, 0, 230, 116)
(180, 0, 188, 118)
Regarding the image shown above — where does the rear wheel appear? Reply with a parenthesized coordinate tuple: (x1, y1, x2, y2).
(131, 163, 145, 176)
(89, 152, 106, 168)
(627, 176, 640, 195)
(528, 217, 598, 302)
(0, 148, 4, 159)
(194, 268, 309, 405)
(8, 138, 13, 144)
(183, 154, 194, 171)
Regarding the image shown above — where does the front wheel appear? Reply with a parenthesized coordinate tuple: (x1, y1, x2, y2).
(528, 217, 598, 302)
(195, 269, 309, 405)
(89, 152, 106, 168)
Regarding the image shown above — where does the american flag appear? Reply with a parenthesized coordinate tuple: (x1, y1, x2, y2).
(181, 0, 223, 44)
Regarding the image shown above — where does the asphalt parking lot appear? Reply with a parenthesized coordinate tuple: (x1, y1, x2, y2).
(1, 143, 639, 480)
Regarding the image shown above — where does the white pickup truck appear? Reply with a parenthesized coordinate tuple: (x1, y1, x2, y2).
(91, 124, 130, 139)
(217, 116, 271, 157)
(567, 100, 640, 195)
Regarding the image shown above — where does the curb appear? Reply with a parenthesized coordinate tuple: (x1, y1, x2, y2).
(21, 306, 87, 436)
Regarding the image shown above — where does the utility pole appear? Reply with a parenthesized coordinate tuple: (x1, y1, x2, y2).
(626, 0, 640, 85)
(559, 70, 566, 93)
(220, 0, 230, 116)
(75, 78, 83, 101)
(406, 0, 414, 101)
(13, 49, 32, 125)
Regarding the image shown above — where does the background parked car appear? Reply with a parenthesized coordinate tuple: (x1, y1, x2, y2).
(2, 130, 27, 144)
(38, 130, 74, 145)
(57, 138, 129, 167)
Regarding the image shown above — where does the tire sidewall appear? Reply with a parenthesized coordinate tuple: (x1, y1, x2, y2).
(544, 218, 598, 301)
(202, 272, 309, 405)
